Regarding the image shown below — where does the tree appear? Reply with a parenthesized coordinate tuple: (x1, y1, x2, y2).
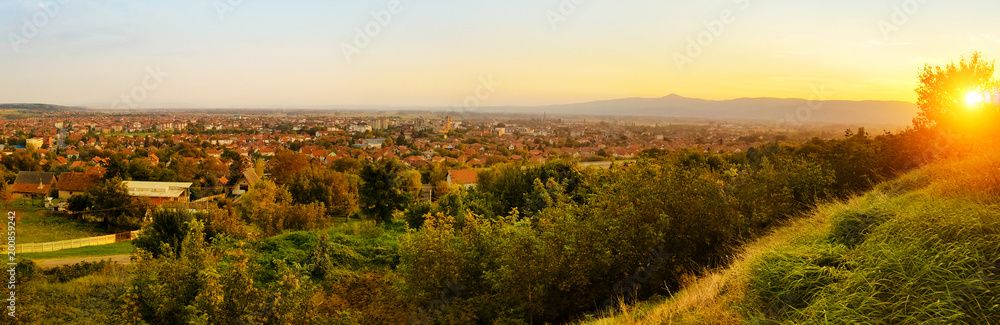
(253, 158, 266, 179)
(128, 159, 155, 181)
(914, 51, 996, 129)
(169, 154, 198, 181)
(267, 150, 310, 184)
(66, 193, 92, 214)
(226, 156, 247, 186)
(236, 179, 291, 236)
(132, 210, 194, 258)
(89, 177, 150, 231)
(331, 157, 362, 173)
(1, 150, 40, 172)
(0, 181, 12, 211)
(285, 166, 358, 219)
(196, 200, 251, 240)
(359, 158, 414, 223)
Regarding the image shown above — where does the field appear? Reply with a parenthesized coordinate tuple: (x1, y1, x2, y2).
(21, 241, 134, 260)
(0, 108, 29, 119)
(7, 199, 108, 244)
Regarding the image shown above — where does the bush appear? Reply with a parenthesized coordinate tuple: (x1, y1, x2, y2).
(132, 210, 195, 258)
(403, 201, 433, 229)
(44, 259, 119, 283)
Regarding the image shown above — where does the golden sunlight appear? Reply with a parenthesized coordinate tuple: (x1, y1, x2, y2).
(966, 91, 984, 108)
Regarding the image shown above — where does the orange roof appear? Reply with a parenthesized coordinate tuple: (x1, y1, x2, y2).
(12, 183, 50, 195)
(448, 169, 478, 185)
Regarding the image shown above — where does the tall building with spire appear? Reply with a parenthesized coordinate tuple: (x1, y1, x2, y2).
(440, 116, 451, 134)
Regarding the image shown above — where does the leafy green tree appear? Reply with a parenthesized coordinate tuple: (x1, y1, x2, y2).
(359, 158, 414, 223)
(196, 201, 251, 240)
(127, 158, 155, 181)
(403, 200, 434, 229)
(331, 157, 362, 173)
(236, 179, 291, 236)
(285, 166, 357, 218)
(132, 210, 195, 258)
(66, 193, 92, 213)
(127, 219, 214, 325)
(89, 177, 150, 231)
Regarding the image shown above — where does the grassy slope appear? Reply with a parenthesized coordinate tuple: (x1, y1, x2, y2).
(590, 151, 1000, 324)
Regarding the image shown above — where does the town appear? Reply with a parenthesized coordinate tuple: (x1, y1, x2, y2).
(1, 107, 841, 206)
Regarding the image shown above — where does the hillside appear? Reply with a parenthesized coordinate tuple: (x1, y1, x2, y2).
(482, 95, 918, 127)
(0, 103, 83, 112)
(589, 149, 1000, 324)
(0, 103, 85, 119)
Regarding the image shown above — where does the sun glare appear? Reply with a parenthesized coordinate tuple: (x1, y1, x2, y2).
(966, 91, 983, 108)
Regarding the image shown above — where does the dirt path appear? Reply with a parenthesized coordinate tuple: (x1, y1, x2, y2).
(35, 255, 132, 268)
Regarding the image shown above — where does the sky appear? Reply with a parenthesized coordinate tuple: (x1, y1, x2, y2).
(1, 0, 999, 109)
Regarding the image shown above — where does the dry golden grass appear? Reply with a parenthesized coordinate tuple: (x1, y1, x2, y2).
(587, 200, 858, 325)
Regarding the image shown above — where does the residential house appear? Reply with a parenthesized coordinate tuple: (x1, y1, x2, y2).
(228, 169, 261, 195)
(11, 171, 56, 199)
(447, 169, 479, 189)
(122, 181, 193, 205)
(55, 172, 101, 199)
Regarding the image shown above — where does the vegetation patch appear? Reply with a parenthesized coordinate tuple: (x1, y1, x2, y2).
(22, 241, 134, 260)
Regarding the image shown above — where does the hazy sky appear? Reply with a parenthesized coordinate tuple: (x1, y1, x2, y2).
(1, 0, 999, 108)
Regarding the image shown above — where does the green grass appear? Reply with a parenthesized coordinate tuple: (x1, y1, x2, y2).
(254, 219, 406, 275)
(741, 191, 1000, 324)
(7, 200, 108, 243)
(21, 241, 134, 260)
(14, 261, 132, 324)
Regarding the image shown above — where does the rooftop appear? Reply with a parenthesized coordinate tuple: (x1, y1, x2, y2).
(122, 181, 193, 198)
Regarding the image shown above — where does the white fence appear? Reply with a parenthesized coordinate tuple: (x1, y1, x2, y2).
(6, 231, 140, 254)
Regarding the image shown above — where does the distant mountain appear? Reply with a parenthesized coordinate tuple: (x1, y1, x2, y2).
(0, 103, 85, 112)
(486, 94, 918, 127)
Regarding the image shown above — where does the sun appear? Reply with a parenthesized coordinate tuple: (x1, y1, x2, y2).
(966, 91, 984, 108)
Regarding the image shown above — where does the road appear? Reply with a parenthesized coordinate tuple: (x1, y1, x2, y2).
(35, 255, 131, 268)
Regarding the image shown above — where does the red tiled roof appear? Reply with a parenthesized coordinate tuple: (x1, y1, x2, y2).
(55, 172, 101, 192)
